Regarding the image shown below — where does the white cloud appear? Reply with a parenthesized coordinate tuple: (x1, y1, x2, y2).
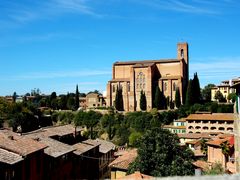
(1, 69, 111, 81)
(190, 56, 240, 86)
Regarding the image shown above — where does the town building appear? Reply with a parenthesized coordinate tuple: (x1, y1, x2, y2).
(117, 171, 153, 179)
(232, 82, 240, 173)
(186, 113, 235, 134)
(211, 77, 240, 102)
(163, 118, 186, 134)
(106, 43, 189, 111)
(0, 125, 116, 180)
(109, 149, 137, 179)
(207, 135, 235, 173)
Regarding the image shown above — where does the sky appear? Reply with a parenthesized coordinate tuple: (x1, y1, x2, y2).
(0, 0, 240, 96)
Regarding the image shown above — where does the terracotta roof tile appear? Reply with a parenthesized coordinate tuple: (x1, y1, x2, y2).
(186, 113, 235, 121)
(109, 149, 137, 170)
(40, 138, 75, 158)
(117, 171, 153, 179)
(193, 160, 208, 170)
(73, 142, 98, 155)
(0, 131, 47, 156)
(178, 132, 219, 139)
(0, 148, 23, 165)
(84, 139, 116, 154)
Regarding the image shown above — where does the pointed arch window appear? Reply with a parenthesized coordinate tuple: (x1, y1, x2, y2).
(136, 72, 146, 90)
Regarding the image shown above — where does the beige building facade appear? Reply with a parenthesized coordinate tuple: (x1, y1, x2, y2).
(186, 113, 235, 134)
(211, 77, 240, 102)
(106, 43, 189, 111)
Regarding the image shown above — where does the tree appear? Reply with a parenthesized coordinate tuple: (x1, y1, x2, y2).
(185, 79, 194, 106)
(227, 93, 237, 103)
(214, 90, 226, 102)
(67, 95, 75, 110)
(12, 92, 17, 103)
(175, 87, 181, 108)
(154, 86, 161, 109)
(203, 162, 224, 175)
(100, 109, 116, 140)
(192, 72, 201, 104)
(75, 84, 80, 110)
(154, 86, 166, 110)
(200, 138, 208, 156)
(128, 128, 194, 177)
(140, 90, 147, 111)
(129, 131, 142, 147)
(83, 110, 102, 139)
(202, 84, 215, 102)
(220, 140, 231, 170)
(115, 86, 124, 111)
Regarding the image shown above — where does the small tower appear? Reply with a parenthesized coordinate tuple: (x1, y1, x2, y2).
(177, 42, 188, 65)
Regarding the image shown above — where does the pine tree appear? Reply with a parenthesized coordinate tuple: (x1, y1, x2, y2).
(140, 90, 147, 111)
(185, 79, 194, 106)
(175, 87, 181, 108)
(192, 72, 201, 104)
(75, 84, 80, 110)
(154, 86, 161, 109)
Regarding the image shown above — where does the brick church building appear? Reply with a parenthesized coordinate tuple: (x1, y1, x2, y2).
(106, 42, 189, 111)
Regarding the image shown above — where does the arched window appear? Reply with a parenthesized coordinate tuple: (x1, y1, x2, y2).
(227, 127, 233, 132)
(127, 82, 130, 92)
(188, 126, 194, 129)
(211, 127, 216, 130)
(112, 85, 115, 93)
(181, 49, 184, 58)
(219, 127, 225, 131)
(136, 72, 146, 90)
(203, 126, 209, 130)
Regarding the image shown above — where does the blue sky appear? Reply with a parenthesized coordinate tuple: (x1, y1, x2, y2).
(0, 0, 240, 96)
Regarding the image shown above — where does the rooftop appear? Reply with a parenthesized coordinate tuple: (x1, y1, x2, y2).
(0, 148, 23, 165)
(73, 142, 98, 155)
(40, 138, 75, 158)
(84, 138, 116, 154)
(117, 171, 153, 179)
(186, 113, 235, 121)
(109, 149, 137, 170)
(178, 132, 220, 139)
(0, 131, 47, 156)
(114, 59, 180, 66)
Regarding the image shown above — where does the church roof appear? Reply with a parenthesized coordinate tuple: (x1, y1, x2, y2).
(114, 59, 180, 65)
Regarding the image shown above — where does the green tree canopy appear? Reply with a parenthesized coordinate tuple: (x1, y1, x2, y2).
(214, 90, 226, 102)
(75, 84, 80, 110)
(140, 90, 147, 111)
(185, 79, 194, 106)
(192, 72, 201, 104)
(154, 87, 166, 110)
(201, 84, 215, 102)
(227, 93, 237, 103)
(128, 128, 194, 177)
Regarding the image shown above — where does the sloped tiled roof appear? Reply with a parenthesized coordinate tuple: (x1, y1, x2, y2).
(193, 160, 208, 170)
(206, 136, 234, 147)
(109, 149, 137, 170)
(0, 148, 23, 165)
(73, 142, 98, 155)
(0, 131, 47, 156)
(186, 113, 235, 121)
(84, 138, 116, 154)
(117, 171, 153, 179)
(40, 138, 75, 158)
(178, 132, 219, 139)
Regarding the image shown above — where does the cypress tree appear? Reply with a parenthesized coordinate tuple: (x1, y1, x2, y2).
(175, 87, 181, 108)
(140, 90, 147, 111)
(75, 84, 80, 110)
(192, 72, 201, 104)
(185, 79, 194, 106)
(154, 86, 161, 110)
(115, 86, 124, 111)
